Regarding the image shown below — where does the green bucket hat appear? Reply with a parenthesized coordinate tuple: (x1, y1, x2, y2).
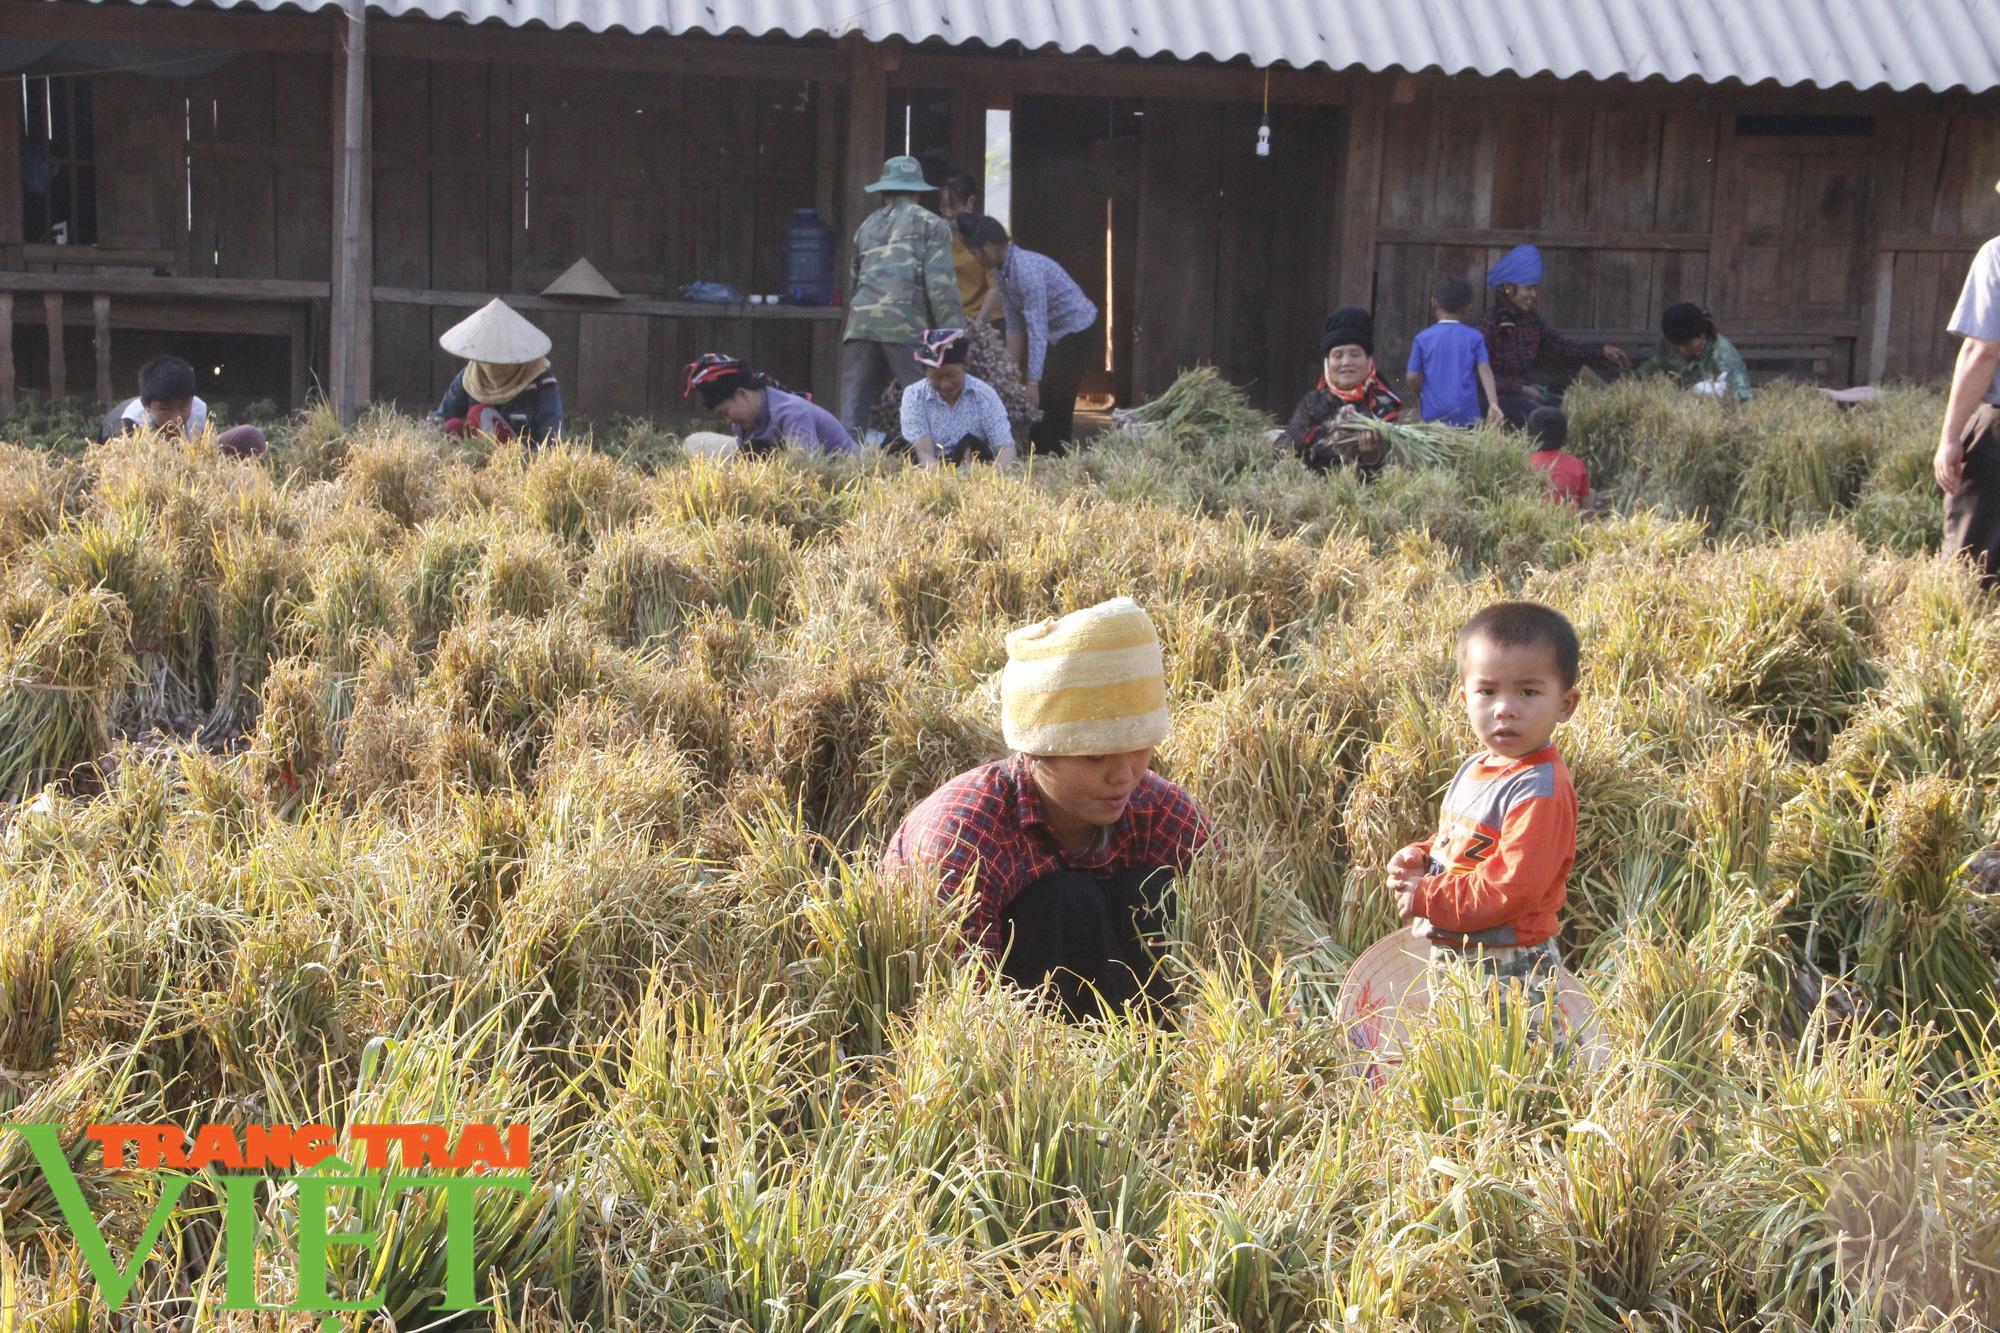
(864, 155, 935, 193)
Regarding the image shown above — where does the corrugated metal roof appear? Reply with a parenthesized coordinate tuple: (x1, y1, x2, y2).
(93, 0, 2000, 93)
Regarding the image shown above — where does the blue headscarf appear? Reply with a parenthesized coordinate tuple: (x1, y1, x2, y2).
(1485, 244, 1543, 288)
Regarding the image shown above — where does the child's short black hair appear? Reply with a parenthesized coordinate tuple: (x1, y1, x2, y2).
(138, 355, 197, 406)
(1524, 405, 1567, 451)
(1432, 273, 1474, 314)
(1456, 601, 1581, 691)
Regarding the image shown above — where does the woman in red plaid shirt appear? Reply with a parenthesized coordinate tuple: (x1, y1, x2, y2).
(1474, 245, 1631, 426)
(881, 597, 1211, 1020)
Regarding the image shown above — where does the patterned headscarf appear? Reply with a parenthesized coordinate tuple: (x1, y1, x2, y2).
(914, 328, 971, 368)
(685, 353, 750, 408)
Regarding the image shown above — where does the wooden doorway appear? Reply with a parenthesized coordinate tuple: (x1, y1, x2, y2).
(1009, 95, 1141, 405)
(1130, 99, 1339, 416)
(1718, 129, 1871, 333)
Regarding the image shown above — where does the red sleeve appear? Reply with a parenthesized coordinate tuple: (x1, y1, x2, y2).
(1408, 791, 1574, 936)
(882, 809, 1000, 953)
(1141, 781, 1212, 868)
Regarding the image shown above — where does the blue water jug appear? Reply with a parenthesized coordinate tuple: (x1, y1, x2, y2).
(780, 208, 835, 306)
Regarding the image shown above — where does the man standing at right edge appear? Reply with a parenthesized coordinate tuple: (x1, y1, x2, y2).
(1938, 204, 2000, 589)
(840, 156, 969, 441)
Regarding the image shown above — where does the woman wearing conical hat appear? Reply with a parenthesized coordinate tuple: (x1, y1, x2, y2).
(880, 597, 1212, 1022)
(430, 298, 563, 446)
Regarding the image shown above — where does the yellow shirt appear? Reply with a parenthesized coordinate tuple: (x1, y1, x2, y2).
(951, 232, 992, 319)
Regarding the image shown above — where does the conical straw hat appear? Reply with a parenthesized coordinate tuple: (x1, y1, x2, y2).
(541, 257, 622, 299)
(439, 298, 552, 363)
(1337, 925, 1611, 1087)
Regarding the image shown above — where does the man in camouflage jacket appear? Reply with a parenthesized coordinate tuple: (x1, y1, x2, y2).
(840, 156, 968, 436)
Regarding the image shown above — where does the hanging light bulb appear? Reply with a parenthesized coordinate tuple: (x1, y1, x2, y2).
(1255, 68, 1272, 156)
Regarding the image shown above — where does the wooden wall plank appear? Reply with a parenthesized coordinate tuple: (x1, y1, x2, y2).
(1653, 112, 1717, 233)
(373, 170, 430, 287)
(1214, 101, 1279, 403)
(192, 160, 278, 278)
(1653, 251, 1708, 312)
(1932, 251, 1975, 373)
(276, 167, 334, 282)
(539, 309, 580, 412)
(1885, 250, 1920, 380)
(1544, 108, 1596, 229)
(186, 55, 281, 279)
(577, 311, 651, 416)
(1376, 103, 1434, 230)
(1592, 249, 1648, 330)
(0, 72, 19, 260)
(1429, 105, 1489, 229)
(1489, 106, 1549, 231)
(1930, 118, 1972, 235)
(0, 295, 13, 414)
(1955, 115, 2000, 236)
(1541, 247, 1596, 330)
(372, 304, 430, 408)
(840, 39, 889, 318)
(1334, 83, 1387, 310)
(1133, 99, 1221, 397)
(92, 77, 181, 252)
(1591, 110, 1659, 232)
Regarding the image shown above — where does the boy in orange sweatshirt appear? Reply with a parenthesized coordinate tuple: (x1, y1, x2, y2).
(1385, 601, 1581, 1002)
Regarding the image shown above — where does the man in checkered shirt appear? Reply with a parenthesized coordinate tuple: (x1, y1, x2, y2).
(881, 598, 1210, 1021)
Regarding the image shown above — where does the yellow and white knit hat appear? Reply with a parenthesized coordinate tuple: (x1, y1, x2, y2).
(1001, 597, 1170, 756)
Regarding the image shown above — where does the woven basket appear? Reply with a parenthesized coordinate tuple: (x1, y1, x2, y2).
(1337, 925, 1611, 1087)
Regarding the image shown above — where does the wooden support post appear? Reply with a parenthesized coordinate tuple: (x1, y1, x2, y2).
(1335, 80, 1387, 312)
(841, 39, 888, 285)
(1859, 114, 1908, 389)
(331, 0, 371, 424)
(0, 293, 14, 416)
(950, 86, 984, 187)
(93, 294, 112, 407)
(290, 304, 311, 411)
(43, 292, 65, 400)
(814, 79, 841, 221)
(837, 38, 888, 422)
(1867, 251, 1894, 386)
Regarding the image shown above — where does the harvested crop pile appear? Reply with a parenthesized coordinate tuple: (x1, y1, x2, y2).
(0, 374, 1993, 1330)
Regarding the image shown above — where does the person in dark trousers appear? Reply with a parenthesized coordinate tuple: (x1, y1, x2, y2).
(840, 156, 968, 440)
(1937, 218, 2000, 588)
(881, 597, 1211, 1021)
(431, 297, 563, 446)
(105, 355, 268, 458)
(960, 214, 1101, 455)
(1474, 245, 1631, 426)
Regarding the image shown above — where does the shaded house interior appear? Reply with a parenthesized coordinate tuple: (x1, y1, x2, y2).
(3, 0, 1999, 428)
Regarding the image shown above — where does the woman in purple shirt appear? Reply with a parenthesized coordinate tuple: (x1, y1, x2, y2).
(685, 353, 858, 457)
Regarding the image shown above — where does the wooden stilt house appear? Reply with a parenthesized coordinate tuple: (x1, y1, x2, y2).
(4, 0, 1998, 425)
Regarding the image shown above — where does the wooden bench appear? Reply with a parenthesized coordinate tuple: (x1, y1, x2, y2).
(1559, 330, 1857, 389)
